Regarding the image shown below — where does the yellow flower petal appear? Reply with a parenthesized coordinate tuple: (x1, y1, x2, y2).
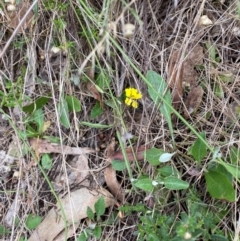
(125, 87, 142, 100)
(131, 100, 138, 108)
(125, 97, 132, 106)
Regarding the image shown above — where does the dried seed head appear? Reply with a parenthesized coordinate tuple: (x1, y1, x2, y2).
(123, 23, 135, 38)
(51, 46, 61, 54)
(199, 15, 213, 26)
(232, 26, 240, 37)
(5, 0, 16, 4)
(7, 4, 16, 11)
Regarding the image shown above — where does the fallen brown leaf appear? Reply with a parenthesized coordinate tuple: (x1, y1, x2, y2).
(28, 188, 115, 241)
(87, 81, 103, 107)
(29, 138, 95, 158)
(109, 145, 146, 161)
(8, 2, 34, 33)
(86, 65, 103, 108)
(105, 145, 146, 202)
(104, 165, 125, 202)
(168, 50, 184, 110)
(183, 44, 204, 88)
(53, 154, 90, 191)
(184, 85, 204, 118)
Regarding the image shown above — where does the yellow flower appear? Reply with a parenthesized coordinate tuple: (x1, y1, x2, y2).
(124, 87, 142, 108)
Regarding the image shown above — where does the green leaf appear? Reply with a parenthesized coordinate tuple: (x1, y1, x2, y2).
(65, 95, 81, 112)
(78, 232, 88, 241)
(58, 98, 70, 128)
(146, 70, 174, 143)
(32, 108, 44, 133)
(112, 160, 126, 171)
(206, 42, 216, 62)
(229, 146, 240, 164)
(94, 196, 105, 220)
(22, 96, 50, 113)
(96, 71, 111, 90)
(164, 176, 189, 190)
(145, 148, 164, 166)
(218, 73, 234, 83)
(87, 206, 95, 220)
(81, 122, 113, 129)
(213, 82, 224, 99)
(134, 176, 153, 191)
(210, 234, 228, 241)
(158, 166, 178, 177)
(0, 225, 10, 235)
(25, 214, 42, 230)
(41, 153, 52, 170)
(205, 170, 235, 201)
(218, 162, 240, 179)
(90, 101, 103, 119)
(93, 226, 102, 239)
(189, 132, 207, 163)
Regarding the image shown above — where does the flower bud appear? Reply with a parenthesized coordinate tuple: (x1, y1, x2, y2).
(7, 4, 16, 11)
(123, 23, 135, 38)
(199, 15, 213, 26)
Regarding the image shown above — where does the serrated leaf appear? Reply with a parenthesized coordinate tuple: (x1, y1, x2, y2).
(94, 196, 105, 220)
(164, 176, 189, 190)
(41, 153, 52, 170)
(90, 101, 103, 119)
(112, 160, 126, 171)
(65, 95, 81, 112)
(87, 206, 95, 220)
(58, 98, 70, 128)
(145, 148, 164, 166)
(205, 170, 235, 201)
(146, 70, 174, 143)
(189, 132, 207, 163)
(159, 152, 176, 163)
(25, 214, 42, 230)
(134, 176, 153, 191)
